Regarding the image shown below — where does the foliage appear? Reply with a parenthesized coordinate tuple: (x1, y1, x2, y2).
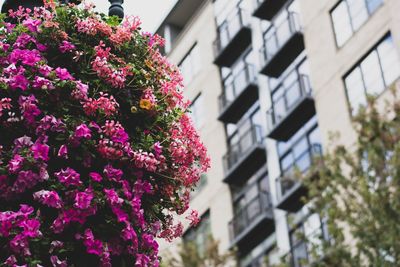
(0, 1, 209, 266)
(303, 90, 400, 267)
(161, 236, 235, 267)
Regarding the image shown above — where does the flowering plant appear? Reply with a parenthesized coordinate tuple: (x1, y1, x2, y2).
(0, 1, 209, 266)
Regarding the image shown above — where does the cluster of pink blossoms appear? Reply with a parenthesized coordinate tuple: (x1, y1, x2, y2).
(0, 2, 209, 267)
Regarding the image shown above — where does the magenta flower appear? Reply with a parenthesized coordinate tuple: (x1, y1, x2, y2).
(33, 190, 63, 209)
(89, 172, 102, 182)
(74, 124, 92, 139)
(50, 255, 68, 267)
(55, 67, 74, 81)
(59, 41, 76, 53)
(82, 229, 103, 256)
(9, 74, 29, 91)
(103, 189, 123, 206)
(18, 218, 41, 238)
(8, 154, 24, 173)
(55, 168, 82, 187)
(31, 142, 49, 161)
(57, 145, 68, 159)
(22, 18, 41, 32)
(74, 189, 94, 210)
(32, 76, 54, 90)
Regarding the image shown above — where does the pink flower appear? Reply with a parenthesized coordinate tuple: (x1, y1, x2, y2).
(32, 76, 54, 90)
(18, 218, 41, 238)
(59, 40, 76, 53)
(74, 189, 94, 210)
(103, 189, 123, 206)
(50, 255, 68, 267)
(31, 142, 49, 161)
(89, 172, 102, 182)
(57, 145, 68, 159)
(33, 190, 63, 209)
(38, 65, 53, 77)
(22, 18, 41, 32)
(9, 74, 29, 91)
(8, 154, 24, 173)
(186, 210, 201, 227)
(74, 124, 92, 139)
(54, 168, 82, 187)
(82, 229, 103, 256)
(55, 67, 73, 81)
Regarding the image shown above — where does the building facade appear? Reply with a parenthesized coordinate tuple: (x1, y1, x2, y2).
(156, 0, 400, 266)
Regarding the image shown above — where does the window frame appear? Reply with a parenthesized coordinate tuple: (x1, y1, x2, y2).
(343, 32, 400, 116)
(178, 43, 201, 85)
(330, 0, 384, 48)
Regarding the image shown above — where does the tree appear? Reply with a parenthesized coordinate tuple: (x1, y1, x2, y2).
(0, 1, 209, 266)
(303, 88, 400, 267)
(161, 236, 235, 267)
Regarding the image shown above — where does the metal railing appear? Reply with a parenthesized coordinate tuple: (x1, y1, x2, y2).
(223, 125, 264, 172)
(260, 12, 302, 65)
(219, 64, 257, 112)
(283, 218, 330, 267)
(214, 8, 251, 56)
(267, 74, 312, 130)
(229, 191, 272, 241)
(276, 144, 323, 201)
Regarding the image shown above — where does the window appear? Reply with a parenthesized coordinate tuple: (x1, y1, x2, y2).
(190, 94, 205, 129)
(331, 0, 383, 47)
(278, 122, 321, 175)
(344, 34, 400, 115)
(179, 44, 201, 85)
(183, 212, 211, 257)
(288, 214, 327, 267)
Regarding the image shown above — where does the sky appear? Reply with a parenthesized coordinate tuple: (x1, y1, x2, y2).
(0, 0, 178, 32)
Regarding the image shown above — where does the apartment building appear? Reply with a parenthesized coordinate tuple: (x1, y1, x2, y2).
(157, 0, 400, 266)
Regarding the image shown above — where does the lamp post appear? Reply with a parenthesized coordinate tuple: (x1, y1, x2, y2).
(1, 0, 124, 19)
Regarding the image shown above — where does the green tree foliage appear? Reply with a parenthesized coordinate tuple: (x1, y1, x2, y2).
(161, 236, 235, 267)
(304, 90, 400, 267)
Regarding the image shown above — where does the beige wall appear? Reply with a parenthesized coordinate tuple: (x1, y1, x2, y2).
(159, 0, 233, 256)
(299, 0, 400, 150)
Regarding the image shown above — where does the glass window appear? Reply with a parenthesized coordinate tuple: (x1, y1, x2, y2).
(190, 94, 205, 129)
(331, 0, 383, 47)
(331, 2, 353, 47)
(378, 36, 400, 86)
(344, 34, 400, 115)
(179, 44, 201, 85)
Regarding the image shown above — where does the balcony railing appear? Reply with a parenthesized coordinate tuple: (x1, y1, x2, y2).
(266, 74, 315, 141)
(224, 125, 263, 172)
(218, 64, 258, 123)
(253, 0, 288, 20)
(260, 12, 304, 77)
(284, 219, 330, 267)
(229, 191, 274, 252)
(214, 8, 252, 67)
(276, 144, 323, 204)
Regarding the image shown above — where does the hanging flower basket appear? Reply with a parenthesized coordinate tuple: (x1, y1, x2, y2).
(0, 1, 209, 266)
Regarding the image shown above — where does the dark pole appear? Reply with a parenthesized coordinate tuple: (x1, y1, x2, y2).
(108, 0, 124, 19)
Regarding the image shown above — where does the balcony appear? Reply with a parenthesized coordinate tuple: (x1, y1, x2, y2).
(229, 191, 274, 253)
(223, 125, 266, 185)
(260, 12, 304, 77)
(284, 219, 330, 267)
(219, 64, 259, 123)
(276, 144, 322, 212)
(252, 0, 288, 21)
(267, 75, 315, 141)
(214, 8, 252, 67)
